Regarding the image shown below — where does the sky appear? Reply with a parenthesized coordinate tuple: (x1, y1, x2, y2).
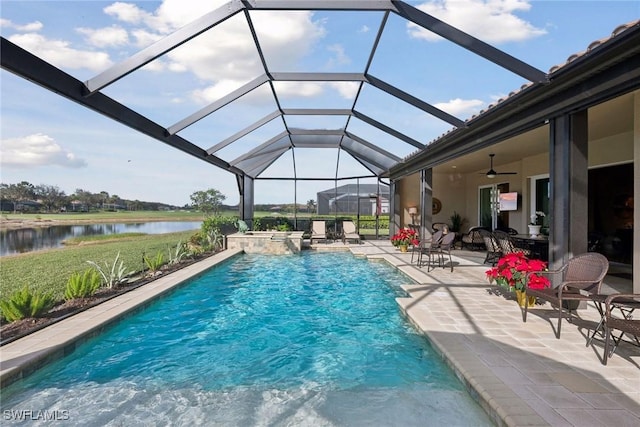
(1, 0, 639, 206)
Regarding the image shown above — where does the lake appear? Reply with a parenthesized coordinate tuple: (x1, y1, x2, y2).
(0, 221, 202, 256)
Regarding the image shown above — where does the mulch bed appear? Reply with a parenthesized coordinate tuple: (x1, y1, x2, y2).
(0, 252, 215, 345)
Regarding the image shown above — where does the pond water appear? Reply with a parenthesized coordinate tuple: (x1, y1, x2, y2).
(0, 221, 202, 256)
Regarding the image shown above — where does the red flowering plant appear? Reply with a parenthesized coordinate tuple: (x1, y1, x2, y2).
(390, 227, 419, 247)
(486, 252, 550, 291)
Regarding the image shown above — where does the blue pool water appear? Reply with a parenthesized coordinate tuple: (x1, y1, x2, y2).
(2, 252, 492, 426)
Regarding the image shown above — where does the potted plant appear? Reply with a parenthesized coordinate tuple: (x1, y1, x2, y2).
(390, 228, 419, 252)
(485, 252, 550, 307)
(528, 211, 545, 237)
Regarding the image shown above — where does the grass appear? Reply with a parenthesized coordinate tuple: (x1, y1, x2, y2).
(62, 233, 147, 245)
(0, 230, 195, 301)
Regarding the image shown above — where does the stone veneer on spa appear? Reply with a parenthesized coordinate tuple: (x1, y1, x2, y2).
(225, 231, 304, 254)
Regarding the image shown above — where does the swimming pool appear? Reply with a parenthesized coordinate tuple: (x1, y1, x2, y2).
(2, 252, 492, 425)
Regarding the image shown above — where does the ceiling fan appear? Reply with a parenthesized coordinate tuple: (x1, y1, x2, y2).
(482, 154, 517, 179)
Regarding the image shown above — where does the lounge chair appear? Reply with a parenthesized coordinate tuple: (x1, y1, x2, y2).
(522, 252, 609, 338)
(341, 220, 361, 244)
(310, 220, 327, 244)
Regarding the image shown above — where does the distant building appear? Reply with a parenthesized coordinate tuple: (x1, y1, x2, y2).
(316, 184, 389, 215)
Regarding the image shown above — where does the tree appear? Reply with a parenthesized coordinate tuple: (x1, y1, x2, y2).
(190, 189, 226, 216)
(34, 184, 67, 212)
(1, 181, 36, 212)
(307, 199, 316, 213)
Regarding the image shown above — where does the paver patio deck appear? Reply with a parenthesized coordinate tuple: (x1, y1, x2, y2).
(1, 241, 638, 426)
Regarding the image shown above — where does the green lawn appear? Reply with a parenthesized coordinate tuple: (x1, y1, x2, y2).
(0, 230, 195, 302)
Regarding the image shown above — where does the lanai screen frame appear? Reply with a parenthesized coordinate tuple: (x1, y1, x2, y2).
(0, 0, 547, 220)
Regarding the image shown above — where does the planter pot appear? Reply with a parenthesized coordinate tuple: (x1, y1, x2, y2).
(515, 290, 536, 308)
(399, 245, 408, 253)
(528, 225, 541, 237)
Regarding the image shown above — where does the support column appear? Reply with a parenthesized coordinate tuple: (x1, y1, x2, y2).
(238, 174, 254, 228)
(390, 180, 399, 237)
(420, 169, 433, 239)
(634, 92, 639, 292)
(549, 110, 589, 269)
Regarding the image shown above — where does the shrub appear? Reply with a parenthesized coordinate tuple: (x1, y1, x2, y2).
(64, 269, 101, 300)
(144, 251, 165, 272)
(86, 251, 132, 289)
(167, 241, 188, 265)
(0, 286, 55, 322)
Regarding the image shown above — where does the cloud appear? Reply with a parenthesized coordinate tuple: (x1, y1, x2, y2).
(1, 134, 88, 169)
(326, 44, 350, 68)
(408, 0, 546, 43)
(0, 18, 43, 32)
(434, 98, 484, 116)
(8, 33, 113, 72)
(104, 1, 326, 104)
(329, 82, 360, 99)
(359, 25, 370, 33)
(77, 25, 129, 48)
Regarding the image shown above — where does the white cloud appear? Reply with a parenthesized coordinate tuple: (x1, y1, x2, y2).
(0, 18, 43, 32)
(329, 82, 360, 99)
(1, 134, 88, 169)
(103, 0, 326, 104)
(359, 25, 370, 33)
(77, 25, 129, 48)
(8, 33, 113, 72)
(409, 0, 546, 43)
(434, 98, 484, 116)
(104, 2, 147, 25)
(131, 29, 163, 48)
(326, 44, 350, 68)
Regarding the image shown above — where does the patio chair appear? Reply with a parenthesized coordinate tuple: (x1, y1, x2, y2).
(410, 226, 431, 264)
(437, 232, 457, 272)
(460, 226, 487, 250)
(417, 229, 444, 271)
(522, 252, 609, 339)
(341, 220, 361, 244)
(599, 293, 640, 365)
(493, 230, 531, 256)
(477, 229, 501, 265)
(310, 220, 327, 244)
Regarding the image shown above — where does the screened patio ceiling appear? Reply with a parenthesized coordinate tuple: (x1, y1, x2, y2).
(1, 0, 554, 187)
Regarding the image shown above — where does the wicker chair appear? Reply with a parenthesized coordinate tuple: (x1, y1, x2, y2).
(478, 228, 501, 265)
(600, 293, 640, 365)
(417, 229, 444, 271)
(523, 252, 609, 338)
(460, 226, 487, 250)
(437, 232, 457, 272)
(493, 230, 531, 256)
(409, 225, 430, 264)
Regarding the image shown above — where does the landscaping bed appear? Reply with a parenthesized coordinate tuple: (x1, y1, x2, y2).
(0, 252, 215, 345)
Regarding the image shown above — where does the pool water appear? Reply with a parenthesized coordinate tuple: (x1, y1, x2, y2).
(2, 252, 492, 426)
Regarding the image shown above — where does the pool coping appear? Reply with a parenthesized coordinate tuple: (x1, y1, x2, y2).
(0, 248, 243, 388)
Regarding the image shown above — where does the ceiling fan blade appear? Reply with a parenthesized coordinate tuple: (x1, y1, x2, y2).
(496, 172, 518, 175)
